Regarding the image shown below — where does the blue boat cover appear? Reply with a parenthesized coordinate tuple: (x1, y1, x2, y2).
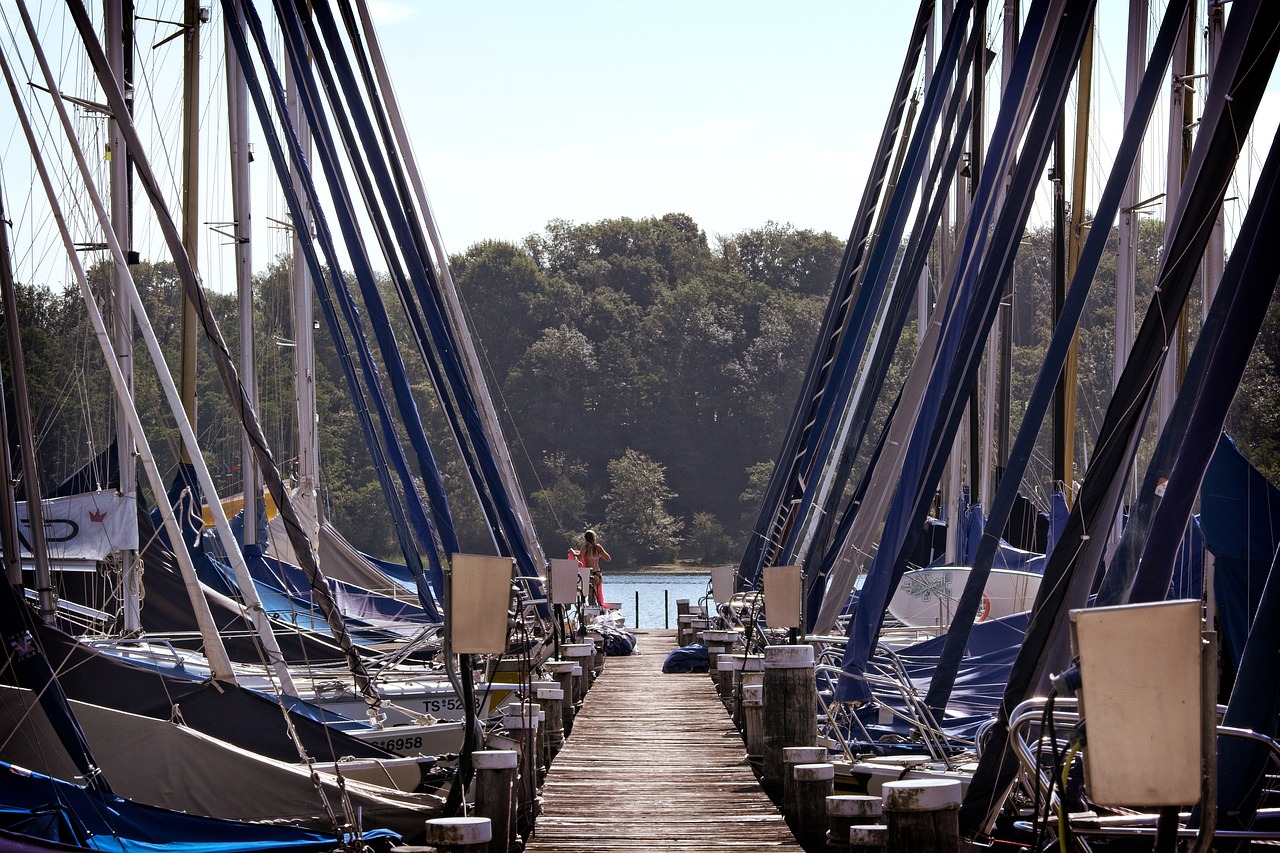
(661, 644, 710, 673)
(0, 761, 392, 853)
(1201, 433, 1280, 669)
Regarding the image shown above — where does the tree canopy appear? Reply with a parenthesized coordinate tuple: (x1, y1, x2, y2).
(5, 213, 1279, 568)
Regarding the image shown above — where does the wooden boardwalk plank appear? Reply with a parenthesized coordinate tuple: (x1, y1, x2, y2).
(524, 629, 803, 852)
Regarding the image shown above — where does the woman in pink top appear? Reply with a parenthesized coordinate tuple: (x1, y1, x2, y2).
(581, 529, 611, 606)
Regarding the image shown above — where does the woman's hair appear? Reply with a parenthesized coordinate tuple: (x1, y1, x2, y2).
(584, 529, 596, 545)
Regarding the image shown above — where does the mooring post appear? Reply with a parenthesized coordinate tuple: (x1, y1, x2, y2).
(424, 817, 492, 853)
(882, 779, 961, 853)
(530, 681, 557, 772)
(562, 643, 594, 705)
(543, 660, 576, 737)
(676, 598, 691, 644)
(664, 588, 669, 628)
(536, 685, 565, 759)
(742, 683, 765, 760)
(793, 763, 836, 848)
(782, 746, 827, 821)
(503, 708, 541, 839)
(471, 750, 517, 853)
(762, 644, 818, 790)
(591, 635, 605, 682)
(826, 795, 884, 851)
(849, 824, 888, 853)
(703, 629, 737, 693)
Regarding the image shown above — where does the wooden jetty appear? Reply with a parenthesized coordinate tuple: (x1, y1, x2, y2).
(524, 629, 804, 852)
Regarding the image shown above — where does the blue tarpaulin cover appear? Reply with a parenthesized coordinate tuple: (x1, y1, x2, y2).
(662, 643, 710, 673)
(0, 762, 395, 853)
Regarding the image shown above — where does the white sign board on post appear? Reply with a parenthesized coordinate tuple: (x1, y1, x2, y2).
(549, 558, 581, 605)
(449, 553, 514, 654)
(763, 565, 802, 629)
(710, 565, 736, 603)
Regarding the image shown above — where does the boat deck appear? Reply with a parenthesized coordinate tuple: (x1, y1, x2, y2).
(524, 629, 803, 852)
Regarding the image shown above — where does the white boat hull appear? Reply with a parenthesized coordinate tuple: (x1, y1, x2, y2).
(887, 566, 1041, 628)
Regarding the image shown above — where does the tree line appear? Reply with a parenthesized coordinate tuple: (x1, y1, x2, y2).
(5, 213, 1279, 568)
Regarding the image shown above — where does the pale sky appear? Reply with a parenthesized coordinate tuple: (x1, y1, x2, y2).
(368, 1, 918, 256)
(1, 1, 1274, 293)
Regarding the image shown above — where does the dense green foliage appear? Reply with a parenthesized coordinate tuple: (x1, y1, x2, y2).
(5, 213, 1278, 568)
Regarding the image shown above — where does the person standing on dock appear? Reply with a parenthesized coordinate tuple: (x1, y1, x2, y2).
(581, 529, 610, 606)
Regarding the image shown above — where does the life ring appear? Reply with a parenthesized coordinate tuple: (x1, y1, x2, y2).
(976, 594, 991, 622)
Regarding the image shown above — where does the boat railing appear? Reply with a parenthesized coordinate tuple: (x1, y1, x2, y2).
(811, 635, 958, 763)
(1008, 696, 1280, 844)
(814, 660, 955, 766)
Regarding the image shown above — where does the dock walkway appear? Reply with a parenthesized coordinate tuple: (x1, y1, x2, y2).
(524, 629, 803, 852)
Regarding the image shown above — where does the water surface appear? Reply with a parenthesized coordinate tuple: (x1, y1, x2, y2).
(599, 571, 712, 629)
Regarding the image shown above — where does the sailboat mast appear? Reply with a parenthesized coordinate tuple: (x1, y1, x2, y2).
(0, 183, 54, 625)
(1062, 15, 1094, 493)
(1159, 2, 1196, 427)
(106, 0, 140, 632)
(178, 0, 202, 461)
(226, 11, 257, 548)
(993, 0, 1018, 494)
(1050, 116, 1067, 491)
(1203, 1, 1225, 318)
(288, 46, 320, 544)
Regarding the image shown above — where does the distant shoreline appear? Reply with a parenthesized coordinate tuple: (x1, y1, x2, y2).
(602, 564, 718, 575)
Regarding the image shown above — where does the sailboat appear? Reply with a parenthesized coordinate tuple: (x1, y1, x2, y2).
(720, 0, 1280, 846)
(0, 0, 562, 839)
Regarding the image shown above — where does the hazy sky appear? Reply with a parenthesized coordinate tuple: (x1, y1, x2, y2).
(366, 1, 921, 254)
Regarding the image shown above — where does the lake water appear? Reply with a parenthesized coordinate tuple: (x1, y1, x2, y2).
(599, 571, 712, 629)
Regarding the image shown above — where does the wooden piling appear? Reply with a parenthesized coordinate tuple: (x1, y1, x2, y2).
(543, 661, 576, 737)
(562, 644, 594, 704)
(762, 644, 818, 789)
(826, 795, 883, 851)
(503, 709, 541, 839)
(536, 686, 565, 759)
(849, 824, 887, 853)
(424, 816, 492, 853)
(793, 763, 835, 846)
(782, 746, 827, 821)
(742, 683, 764, 759)
(882, 779, 961, 853)
(471, 750, 517, 853)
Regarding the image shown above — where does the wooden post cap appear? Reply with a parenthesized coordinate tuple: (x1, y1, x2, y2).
(544, 660, 576, 673)
(849, 824, 887, 844)
(783, 746, 827, 763)
(764, 644, 814, 668)
(424, 816, 492, 845)
(503, 714, 538, 730)
(794, 762, 835, 781)
(536, 687, 564, 701)
(827, 794, 884, 817)
(716, 655, 739, 672)
(472, 750, 519, 770)
(882, 779, 962, 811)
(570, 664, 583, 676)
(563, 643, 595, 657)
(742, 684, 763, 703)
